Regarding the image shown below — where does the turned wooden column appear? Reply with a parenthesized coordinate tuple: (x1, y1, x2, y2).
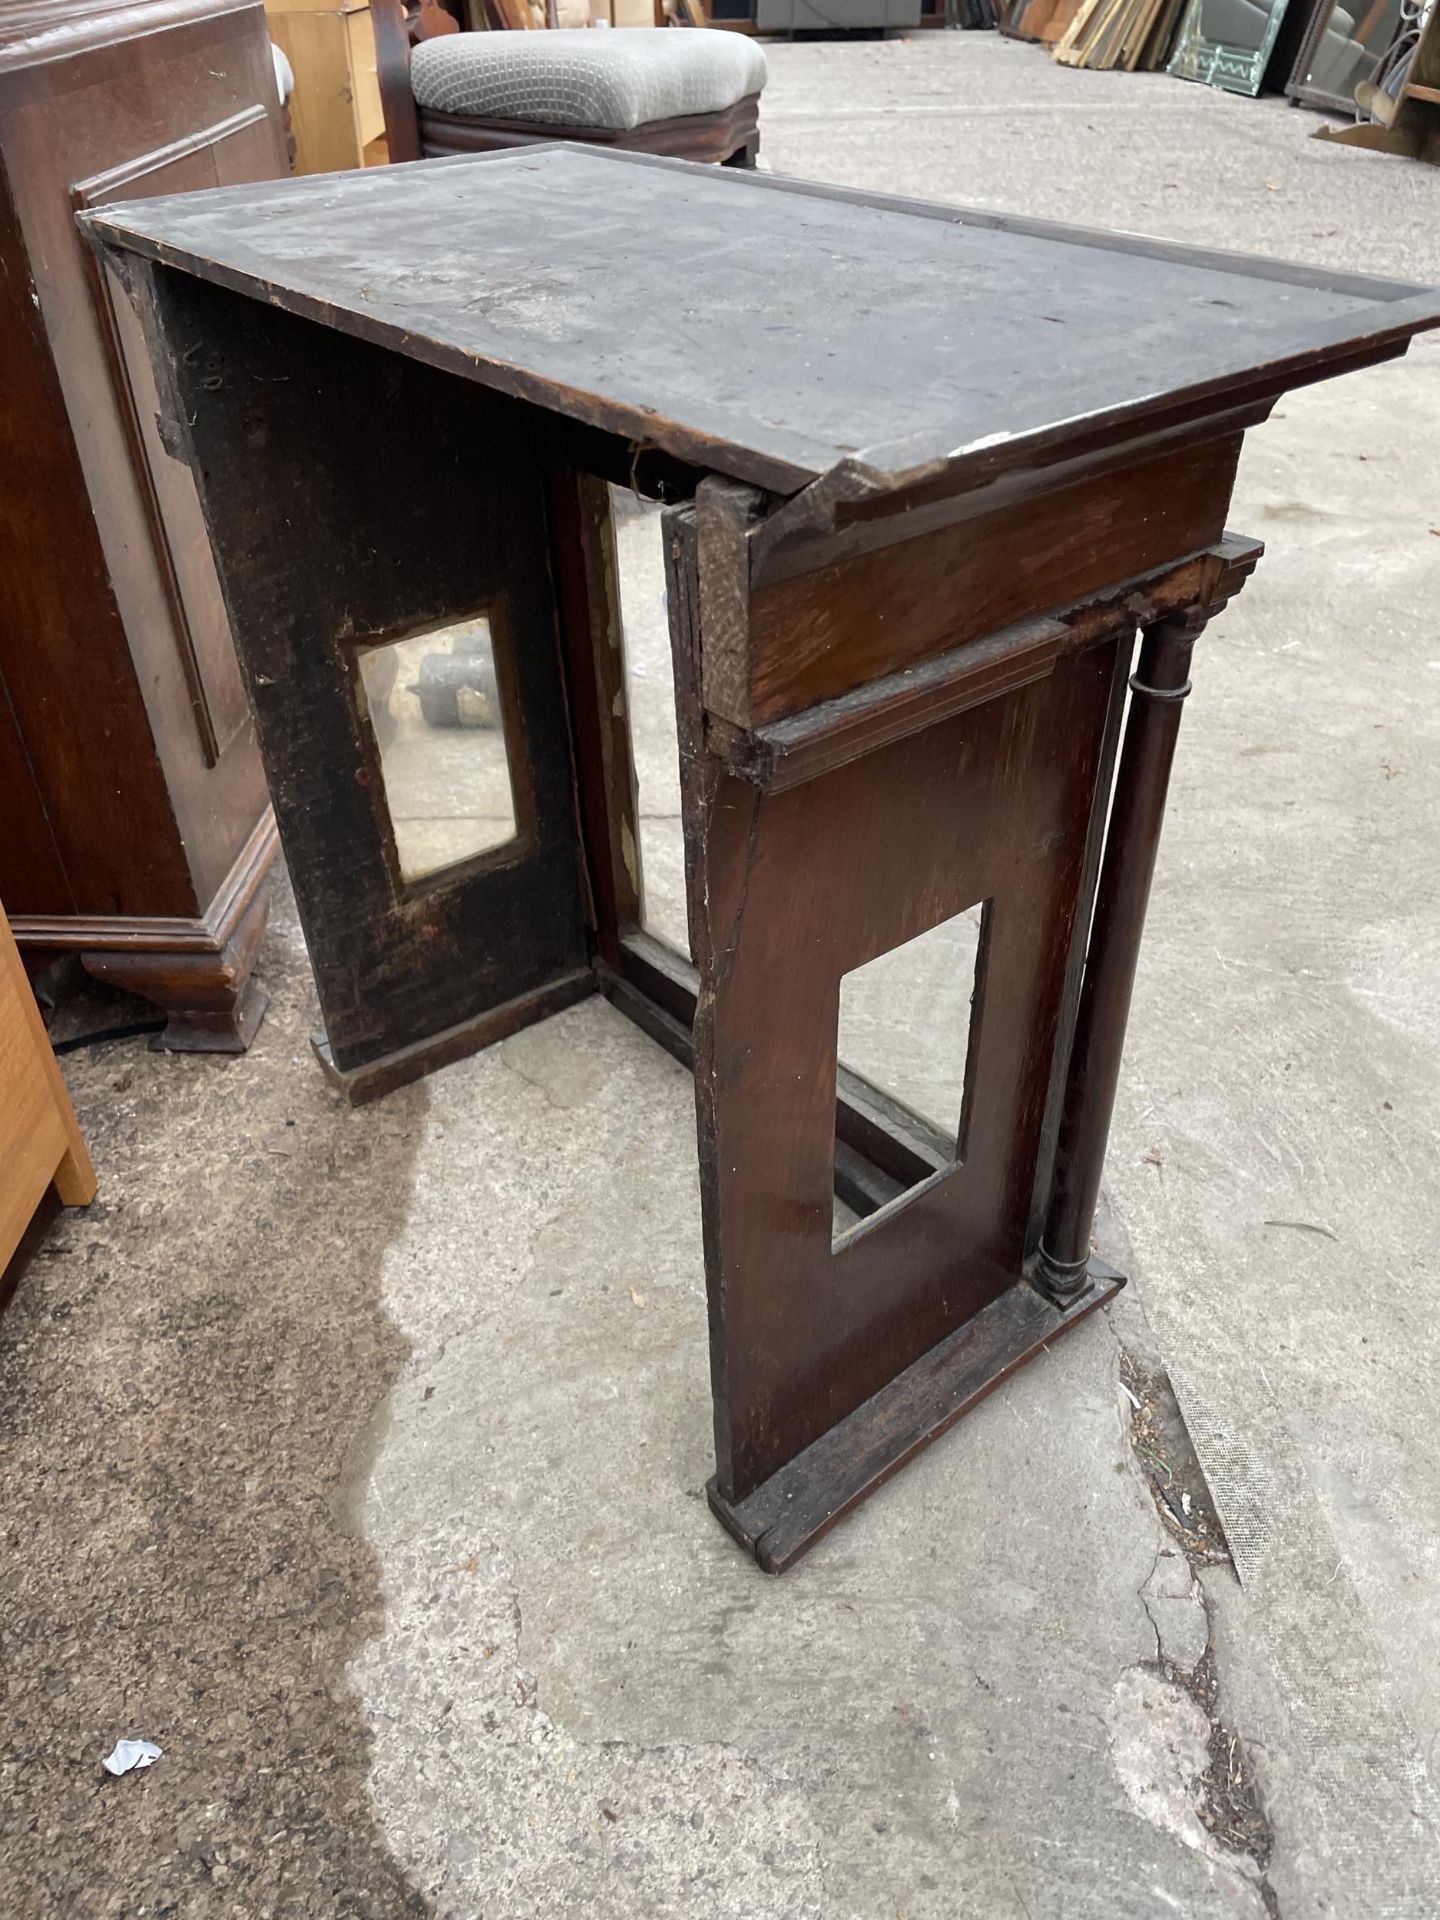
(1034, 607, 1207, 1305)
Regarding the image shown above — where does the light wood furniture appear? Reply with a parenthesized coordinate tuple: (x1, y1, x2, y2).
(0, 0, 284, 1049)
(88, 151, 1440, 1571)
(2, 903, 95, 1280)
(266, 0, 390, 173)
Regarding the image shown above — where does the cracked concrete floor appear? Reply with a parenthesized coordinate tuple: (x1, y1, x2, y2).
(5, 30, 1440, 1920)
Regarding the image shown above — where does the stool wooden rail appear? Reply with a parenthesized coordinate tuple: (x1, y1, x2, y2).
(83, 150, 1440, 1571)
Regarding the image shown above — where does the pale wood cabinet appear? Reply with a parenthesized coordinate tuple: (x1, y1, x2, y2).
(266, 0, 389, 172)
(1, 905, 95, 1281)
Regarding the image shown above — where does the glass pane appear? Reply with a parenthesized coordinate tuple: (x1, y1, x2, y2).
(834, 903, 989, 1246)
(357, 616, 517, 883)
(611, 489, 690, 956)
(1303, 0, 1403, 99)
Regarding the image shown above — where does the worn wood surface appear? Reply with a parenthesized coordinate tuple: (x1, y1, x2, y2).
(549, 472, 643, 969)
(667, 502, 1128, 1501)
(81, 133, 1436, 1560)
(315, 967, 595, 1104)
(82, 146, 1440, 502)
(715, 434, 1241, 725)
(709, 1266, 1123, 1573)
(128, 262, 589, 1075)
(706, 532, 1260, 792)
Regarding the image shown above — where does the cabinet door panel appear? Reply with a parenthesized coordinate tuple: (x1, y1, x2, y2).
(74, 110, 277, 765)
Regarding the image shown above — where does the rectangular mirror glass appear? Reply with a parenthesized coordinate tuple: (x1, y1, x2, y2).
(1168, 0, 1293, 94)
(611, 488, 690, 956)
(833, 902, 990, 1248)
(357, 615, 518, 884)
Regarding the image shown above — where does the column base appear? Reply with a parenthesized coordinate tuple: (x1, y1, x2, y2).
(1030, 1243, 1119, 1308)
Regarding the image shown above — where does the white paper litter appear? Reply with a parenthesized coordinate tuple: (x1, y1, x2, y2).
(102, 1739, 163, 1777)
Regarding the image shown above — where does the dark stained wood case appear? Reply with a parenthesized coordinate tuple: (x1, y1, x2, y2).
(83, 149, 1440, 1568)
(0, 0, 284, 1048)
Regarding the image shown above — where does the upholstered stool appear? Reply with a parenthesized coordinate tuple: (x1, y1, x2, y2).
(374, 6, 767, 167)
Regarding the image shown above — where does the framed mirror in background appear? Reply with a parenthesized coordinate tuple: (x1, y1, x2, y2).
(1167, 0, 1312, 93)
(1288, 0, 1408, 113)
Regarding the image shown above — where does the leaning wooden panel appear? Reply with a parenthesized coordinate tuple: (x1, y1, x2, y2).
(1, 907, 96, 1274)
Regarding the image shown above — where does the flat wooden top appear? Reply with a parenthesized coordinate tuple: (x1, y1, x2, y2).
(86, 146, 1440, 498)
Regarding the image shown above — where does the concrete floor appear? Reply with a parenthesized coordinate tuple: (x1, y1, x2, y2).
(5, 32, 1440, 1920)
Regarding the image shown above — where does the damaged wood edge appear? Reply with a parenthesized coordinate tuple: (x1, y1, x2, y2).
(78, 210, 821, 499)
(709, 1263, 1125, 1575)
(748, 407, 1270, 585)
(313, 968, 596, 1107)
(694, 475, 767, 724)
(548, 468, 642, 964)
(707, 533, 1264, 795)
(577, 147, 1426, 304)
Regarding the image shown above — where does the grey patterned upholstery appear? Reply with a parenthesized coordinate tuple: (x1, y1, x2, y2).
(410, 28, 768, 132)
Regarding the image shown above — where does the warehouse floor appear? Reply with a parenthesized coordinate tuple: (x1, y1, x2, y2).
(5, 32, 1440, 1920)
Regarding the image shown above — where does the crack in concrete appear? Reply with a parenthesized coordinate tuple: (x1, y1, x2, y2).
(1114, 1337, 1283, 1917)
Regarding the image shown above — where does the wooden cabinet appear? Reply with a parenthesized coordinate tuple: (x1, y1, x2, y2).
(1, 904, 94, 1285)
(0, 0, 285, 1048)
(266, 0, 389, 173)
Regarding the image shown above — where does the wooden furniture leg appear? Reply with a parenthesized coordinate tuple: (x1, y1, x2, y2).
(14, 810, 277, 1054)
(117, 266, 594, 1101)
(632, 488, 1264, 1571)
(79, 877, 271, 1054)
(663, 504, 1133, 1565)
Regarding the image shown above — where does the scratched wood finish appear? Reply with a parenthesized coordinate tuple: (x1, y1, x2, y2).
(705, 533, 1257, 795)
(83, 152, 1440, 1566)
(126, 263, 588, 1074)
(712, 434, 1241, 725)
(709, 1268, 1123, 1573)
(81, 148, 1440, 502)
(548, 472, 643, 970)
(668, 504, 1127, 1501)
